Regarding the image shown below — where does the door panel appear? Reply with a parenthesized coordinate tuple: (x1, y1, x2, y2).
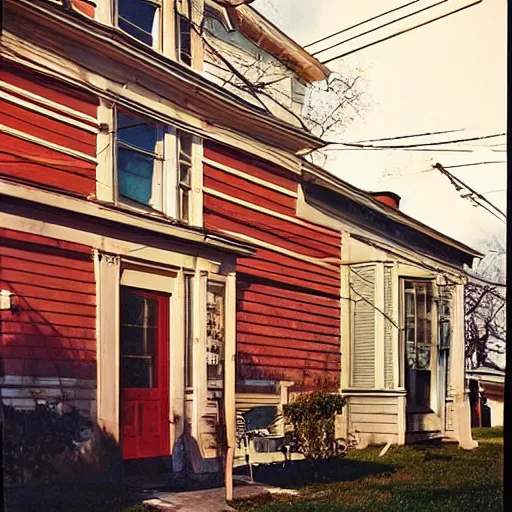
(120, 288, 170, 460)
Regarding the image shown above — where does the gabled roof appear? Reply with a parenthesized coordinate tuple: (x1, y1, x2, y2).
(211, 0, 331, 83)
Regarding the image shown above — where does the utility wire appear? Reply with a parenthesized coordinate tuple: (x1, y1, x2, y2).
(443, 161, 507, 169)
(322, 0, 482, 65)
(324, 132, 505, 149)
(313, 0, 448, 57)
(304, 0, 421, 48)
(433, 162, 506, 221)
(351, 128, 465, 144)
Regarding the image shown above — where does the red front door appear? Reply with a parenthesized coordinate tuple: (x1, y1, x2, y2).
(120, 287, 170, 460)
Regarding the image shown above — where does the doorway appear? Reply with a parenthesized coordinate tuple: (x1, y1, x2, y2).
(120, 287, 170, 459)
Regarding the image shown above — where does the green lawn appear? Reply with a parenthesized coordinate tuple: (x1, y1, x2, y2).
(230, 427, 503, 512)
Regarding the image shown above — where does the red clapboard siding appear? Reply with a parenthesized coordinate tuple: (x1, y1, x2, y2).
(204, 195, 340, 257)
(0, 133, 96, 195)
(205, 210, 333, 259)
(0, 230, 96, 380)
(0, 66, 98, 196)
(238, 312, 340, 336)
(238, 294, 339, 322)
(0, 228, 93, 254)
(204, 165, 296, 215)
(204, 143, 342, 390)
(71, 0, 96, 18)
(1, 101, 96, 155)
(204, 142, 298, 192)
(237, 352, 340, 372)
(0, 66, 99, 118)
(239, 281, 340, 310)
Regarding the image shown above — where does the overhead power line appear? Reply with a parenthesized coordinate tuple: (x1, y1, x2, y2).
(433, 162, 506, 222)
(351, 128, 465, 144)
(324, 132, 505, 149)
(304, 0, 421, 49)
(321, 0, 483, 65)
(313, 0, 448, 57)
(443, 161, 507, 169)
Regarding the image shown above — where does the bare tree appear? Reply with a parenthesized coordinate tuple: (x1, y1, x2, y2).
(465, 238, 506, 370)
(203, 32, 369, 161)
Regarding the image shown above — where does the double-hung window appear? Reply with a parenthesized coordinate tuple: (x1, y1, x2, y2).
(176, 0, 193, 65)
(115, 1, 193, 66)
(403, 280, 433, 410)
(117, 111, 165, 211)
(117, 0, 162, 49)
(115, 109, 196, 223)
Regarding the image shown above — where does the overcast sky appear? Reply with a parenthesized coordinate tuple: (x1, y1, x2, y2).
(255, 0, 506, 254)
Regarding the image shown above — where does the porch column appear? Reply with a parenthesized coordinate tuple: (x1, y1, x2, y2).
(224, 272, 237, 501)
(95, 251, 121, 440)
(451, 283, 477, 449)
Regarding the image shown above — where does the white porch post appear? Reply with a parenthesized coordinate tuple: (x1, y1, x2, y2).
(224, 271, 237, 501)
(451, 283, 478, 449)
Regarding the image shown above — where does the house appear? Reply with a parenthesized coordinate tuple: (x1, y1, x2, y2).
(0, 0, 480, 494)
(467, 365, 505, 427)
(0, 0, 336, 490)
(296, 163, 482, 448)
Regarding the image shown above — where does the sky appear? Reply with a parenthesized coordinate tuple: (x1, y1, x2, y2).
(255, 0, 507, 257)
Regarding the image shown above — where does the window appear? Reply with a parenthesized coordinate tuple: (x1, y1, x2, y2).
(176, 0, 192, 65)
(115, 109, 196, 222)
(117, 111, 164, 209)
(403, 280, 433, 410)
(120, 288, 159, 388)
(117, 0, 161, 48)
(184, 274, 194, 387)
(206, 282, 225, 389)
(178, 132, 193, 223)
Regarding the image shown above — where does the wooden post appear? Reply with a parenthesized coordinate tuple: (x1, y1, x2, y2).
(224, 272, 237, 502)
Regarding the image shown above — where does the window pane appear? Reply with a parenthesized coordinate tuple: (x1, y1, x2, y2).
(118, 111, 158, 153)
(206, 283, 225, 387)
(121, 291, 158, 388)
(118, 147, 155, 205)
(118, 0, 158, 46)
(185, 276, 193, 387)
(178, 14, 192, 65)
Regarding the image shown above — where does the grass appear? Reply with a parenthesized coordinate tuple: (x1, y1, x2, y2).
(230, 427, 503, 512)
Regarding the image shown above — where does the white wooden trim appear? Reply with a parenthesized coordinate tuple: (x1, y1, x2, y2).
(0, 88, 97, 133)
(224, 271, 236, 501)
(391, 263, 400, 389)
(0, 123, 97, 163)
(215, 228, 338, 271)
(95, 251, 121, 440)
(190, 135, 204, 228)
(120, 268, 176, 293)
(203, 157, 298, 198)
(397, 394, 406, 444)
(374, 263, 385, 388)
(340, 265, 351, 390)
(0, 80, 99, 126)
(96, 99, 114, 202)
(203, 187, 338, 236)
(0, 180, 253, 256)
(170, 270, 186, 453)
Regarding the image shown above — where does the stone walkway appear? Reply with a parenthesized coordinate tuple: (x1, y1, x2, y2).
(140, 478, 297, 512)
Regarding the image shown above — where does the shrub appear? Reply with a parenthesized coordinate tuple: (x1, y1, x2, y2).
(2, 402, 92, 486)
(283, 391, 346, 461)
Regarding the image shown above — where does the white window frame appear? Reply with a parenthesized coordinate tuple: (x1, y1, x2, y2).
(114, 0, 164, 51)
(112, 106, 201, 225)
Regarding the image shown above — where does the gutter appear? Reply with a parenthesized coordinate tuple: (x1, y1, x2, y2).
(227, 4, 331, 83)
